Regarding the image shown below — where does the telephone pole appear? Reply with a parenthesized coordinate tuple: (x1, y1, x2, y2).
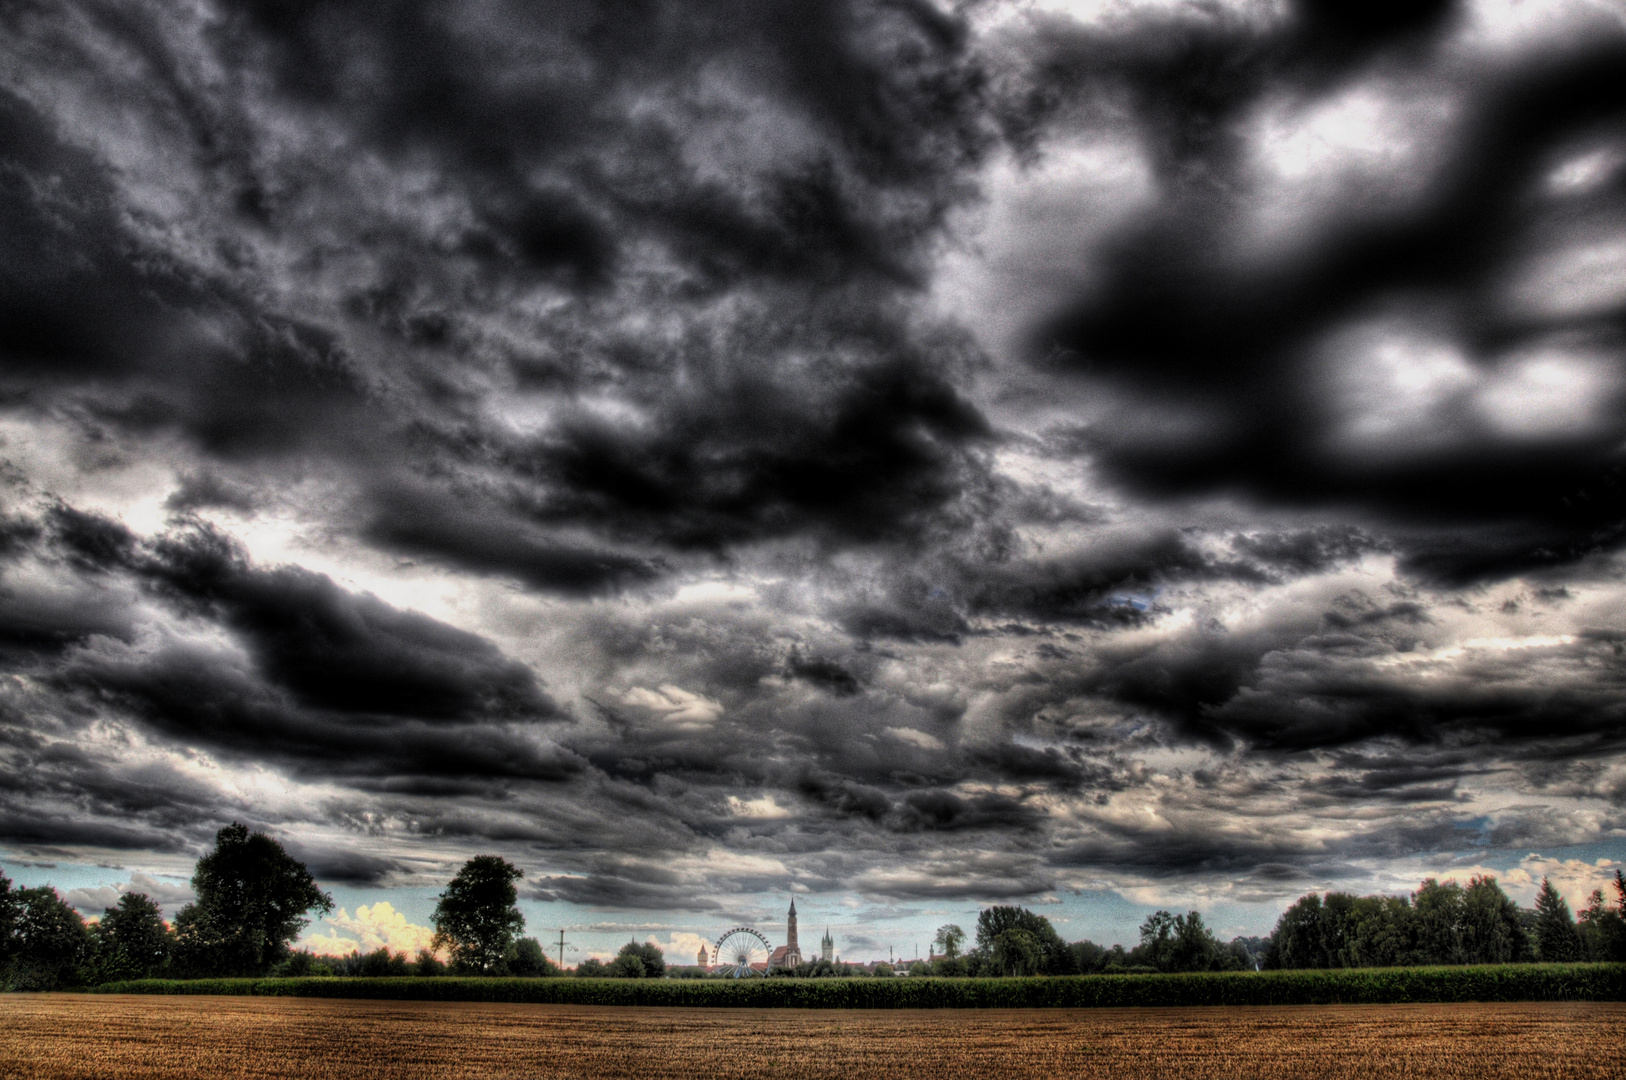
(555, 929, 566, 971)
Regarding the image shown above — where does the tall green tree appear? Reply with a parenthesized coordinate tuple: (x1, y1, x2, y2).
(974, 907, 1067, 974)
(1267, 893, 1327, 969)
(431, 855, 525, 974)
(171, 823, 333, 977)
(5, 886, 90, 990)
(1533, 877, 1580, 962)
(933, 924, 966, 959)
(991, 927, 1042, 976)
(92, 893, 172, 982)
(1411, 879, 1466, 964)
(1460, 876, 1530, 964)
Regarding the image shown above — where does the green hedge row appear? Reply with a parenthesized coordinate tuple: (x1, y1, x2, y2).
(91, 963, 1626, 1008)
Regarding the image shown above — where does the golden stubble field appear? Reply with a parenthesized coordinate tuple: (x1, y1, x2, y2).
(1, 994, 1623, 1080)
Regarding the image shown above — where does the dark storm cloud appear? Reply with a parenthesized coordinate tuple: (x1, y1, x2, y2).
(0, 504, 579, 789)
(1019, 1, 1626, 583)
(2, 0, 999, 590)
(140, 522, 554, 721)
(527, 873, 723, 912)
(279, 840, 404, 887)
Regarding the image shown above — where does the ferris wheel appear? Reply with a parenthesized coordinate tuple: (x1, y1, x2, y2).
(712, 927, 771, 977)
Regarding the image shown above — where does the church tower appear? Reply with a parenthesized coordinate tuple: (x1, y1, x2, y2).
(785, 897, 802, 966)
(821, 927, 833, 963)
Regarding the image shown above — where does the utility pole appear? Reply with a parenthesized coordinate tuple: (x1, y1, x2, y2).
(556, 929, 566, 971)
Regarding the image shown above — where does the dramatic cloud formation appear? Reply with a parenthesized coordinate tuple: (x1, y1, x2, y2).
(2, 0, 1623, 952)
(305, 902, 440, 958)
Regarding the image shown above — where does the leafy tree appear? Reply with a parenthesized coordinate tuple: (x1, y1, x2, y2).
(1266, 893, 1326, 969)
(0, 872, 20, 974)
(1343, 895, 1414, 968)
(507, 936, 556, 977)
(991, 928, 1042, 976)
(1224, 937, 1259, 970)
(431, 856, 525, 975)
(975, 906, 1068, 974)
(1534, 877, 1580, 962)
(171, 823, 333, 977)
(6, 886, 90, 990)
(1460, 876, 1530, 964)
(574, 956, 606, 977)
(1067, 939, 1108, 973)
(872, 961, 894, 977)
(608, 939, 664, 978)
(413, 949, 446, 977)
(1410, 879, 1467, 964)
(933, 924, 966, 959)
(1576, 873, 1626, 963)
(92, 893, 172, 982)
(1138, 910, 1231, 973)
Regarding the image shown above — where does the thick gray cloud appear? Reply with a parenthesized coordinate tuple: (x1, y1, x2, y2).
(0, 0, 1623, 927)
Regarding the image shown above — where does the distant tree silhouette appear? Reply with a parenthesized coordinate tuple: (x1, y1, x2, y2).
(171, 823, 332, 977)
(1534, 877, 1581, 962)
(431, 856, 524, 975)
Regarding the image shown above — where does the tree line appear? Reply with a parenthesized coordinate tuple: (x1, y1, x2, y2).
(4, 823, 1624, 990)
(0, 825, 566, 990)
(921, 872, 1626, 978)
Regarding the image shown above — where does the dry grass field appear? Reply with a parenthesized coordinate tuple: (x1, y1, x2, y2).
(1, 994, 1623, 1080)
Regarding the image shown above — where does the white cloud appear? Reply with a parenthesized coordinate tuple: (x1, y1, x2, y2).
(303, 901, 439, 957)
(622, 684, 724, 729)
(726, 794, 793, 819)
(886, 727, 945, 751)
(649, 931, 713, 967)
(1500, 855, 1623, 913)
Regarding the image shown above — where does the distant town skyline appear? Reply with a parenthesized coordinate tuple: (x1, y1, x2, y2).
(1, 0, 1623, 958)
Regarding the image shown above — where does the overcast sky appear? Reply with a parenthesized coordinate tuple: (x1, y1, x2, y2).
(3, 0, 1625, 963)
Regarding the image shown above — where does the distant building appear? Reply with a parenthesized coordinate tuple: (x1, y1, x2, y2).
(697, 943, 710, 967)
(821, 927, 833, 963)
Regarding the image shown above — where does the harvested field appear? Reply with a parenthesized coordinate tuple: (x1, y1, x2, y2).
(2, 994, 1623, 1080)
